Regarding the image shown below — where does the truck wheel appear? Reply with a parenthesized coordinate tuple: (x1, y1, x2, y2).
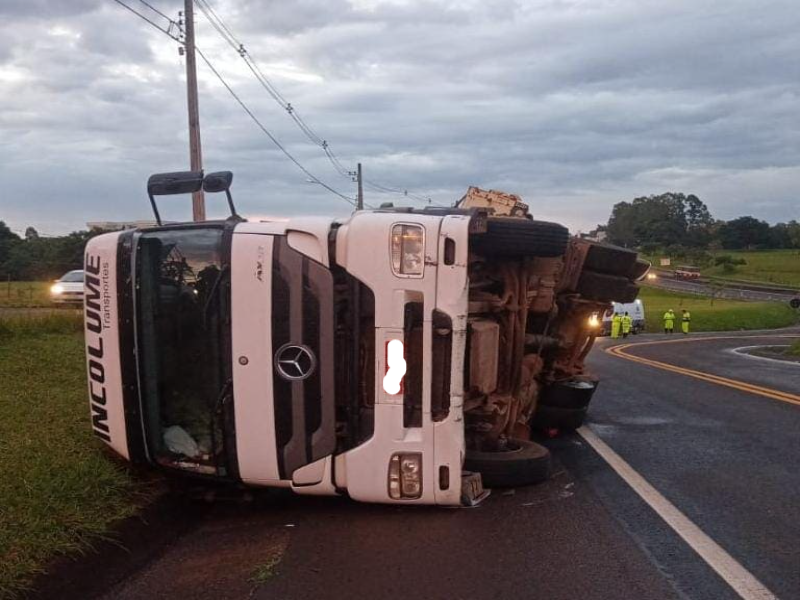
(582, 243, 638, 277)
(540, 378, 598, 410)
(471, 217, 569, 258)
(531, 405, 588, 431)
(577, 271, 639, 303)
(464, 439, 551, 487)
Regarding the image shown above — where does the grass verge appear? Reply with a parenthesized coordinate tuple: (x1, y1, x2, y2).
(638, 286, 800, 333)
(0, 315, 140, 598)
(705, 250, 800, 288)
(0, 282, 52, 308)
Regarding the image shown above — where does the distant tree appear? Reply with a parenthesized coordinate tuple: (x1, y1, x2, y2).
(0, 221, 22, 277)
(683, 194, 714, 247)
(606, 192, 712, 248)
(716, 216, 772, 249)
(789, 221, 800, 248)
(771, 220, 800, 249)
(0, 225, 103, 280)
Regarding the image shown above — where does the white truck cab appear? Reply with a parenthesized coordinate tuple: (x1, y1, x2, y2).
(84, 172, 646, 505)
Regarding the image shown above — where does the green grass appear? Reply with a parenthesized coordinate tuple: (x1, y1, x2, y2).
(0, 320, 140, 598)
(788, 340, 800, 357)
(638, 286, 799, 333)
(0, 282, 53, 308)
(249, 556, 283, 584)
(705, 250, 800, 288)
(0, 313, 84, 336)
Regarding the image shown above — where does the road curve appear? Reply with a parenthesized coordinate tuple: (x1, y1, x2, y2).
(44, 329, 800, 600)
(586, 331, 800, 599)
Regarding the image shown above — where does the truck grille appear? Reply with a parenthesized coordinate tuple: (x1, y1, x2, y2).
(271, 237, 336, 479)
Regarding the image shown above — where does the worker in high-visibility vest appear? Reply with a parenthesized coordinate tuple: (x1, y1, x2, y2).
(681, 309, 691, 334)
(621, 312, 633, 338)
(663, 309, 676, 334)
(611, 313, 622, 339)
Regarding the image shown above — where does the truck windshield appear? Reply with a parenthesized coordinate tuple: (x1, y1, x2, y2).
(136, 227, 229, 476)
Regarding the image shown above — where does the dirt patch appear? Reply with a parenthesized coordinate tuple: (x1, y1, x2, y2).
(99, 504, 290, 600)
(28, 488, 206, 600)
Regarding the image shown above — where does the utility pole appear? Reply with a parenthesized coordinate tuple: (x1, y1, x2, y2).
(183, 0, 205, 221)
(356, 162, 364, 210)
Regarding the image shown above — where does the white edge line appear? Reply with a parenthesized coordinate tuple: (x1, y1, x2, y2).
(577, 425, 777, 600)
(729, 346, 800, 368)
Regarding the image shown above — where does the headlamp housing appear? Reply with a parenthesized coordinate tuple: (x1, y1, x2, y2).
(390, 224, 424, 277)
(388, 453, 423, 499)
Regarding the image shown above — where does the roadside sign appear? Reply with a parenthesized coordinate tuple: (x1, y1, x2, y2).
(660, 257, 671, 267)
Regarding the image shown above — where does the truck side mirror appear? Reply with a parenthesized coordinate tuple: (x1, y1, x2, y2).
(202, 171, 232, 193)
(145, 170, 240, 225)
(146, 171, 205, 225)
(147, 171, 204, 196)
(203, 171, 239, 220)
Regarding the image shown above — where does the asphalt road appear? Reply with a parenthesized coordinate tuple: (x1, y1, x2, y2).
(75, 329, 800, 600)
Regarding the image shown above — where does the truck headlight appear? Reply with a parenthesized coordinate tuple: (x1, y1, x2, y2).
(588, 314, 600, 328)
(391, 224, 424, 276)
(51, 283, 64, 295)
(388, 453, 423, 499)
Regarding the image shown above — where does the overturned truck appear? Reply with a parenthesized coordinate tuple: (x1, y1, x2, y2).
(84, 176, 647, 505)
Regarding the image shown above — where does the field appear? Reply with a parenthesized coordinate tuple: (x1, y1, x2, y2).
(637, 286, 799, 333)
(0, 281, 52, 308)
(705, 249, 800, 288)
(0, 314, 141, 598)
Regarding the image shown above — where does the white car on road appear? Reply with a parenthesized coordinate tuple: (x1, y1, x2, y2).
(51, 270, 85, 305)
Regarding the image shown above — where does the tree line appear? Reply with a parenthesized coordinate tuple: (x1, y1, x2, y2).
(0, 222, 104, 281)
(602, 193, 800, 253)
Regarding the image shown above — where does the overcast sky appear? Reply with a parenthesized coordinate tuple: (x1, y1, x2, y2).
(1, 0, 798, 236)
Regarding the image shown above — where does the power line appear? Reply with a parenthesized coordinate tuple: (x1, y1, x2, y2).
(194, 47, 357, 206)
(136, 0, 172, 23)
(192, 0, 438, 205)
(363, 179, 434, 204)
(111, 0, 175, 37)
(109, 0, 357, 207)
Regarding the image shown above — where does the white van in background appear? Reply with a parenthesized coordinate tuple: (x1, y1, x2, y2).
(600, 300, 646, 335)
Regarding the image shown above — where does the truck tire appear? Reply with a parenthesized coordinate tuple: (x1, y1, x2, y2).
(540, 378, 598, 410)
(471, 217, 569, 259)
(577, 271, 639, 303)
(464, 439, 551, 487)
(583, 243, 638, 277)
(531, 405, 588, 431)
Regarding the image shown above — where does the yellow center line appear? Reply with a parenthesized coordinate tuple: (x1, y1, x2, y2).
(604, 336, 800, 407)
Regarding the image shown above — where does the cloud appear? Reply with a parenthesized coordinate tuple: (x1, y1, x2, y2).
(1, 0, 798, 235)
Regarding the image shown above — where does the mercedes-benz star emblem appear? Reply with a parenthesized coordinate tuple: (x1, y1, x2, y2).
(274, 344, 316, 381)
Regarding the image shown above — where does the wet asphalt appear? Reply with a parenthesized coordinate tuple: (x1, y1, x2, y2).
(77, 330, 800, 600)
